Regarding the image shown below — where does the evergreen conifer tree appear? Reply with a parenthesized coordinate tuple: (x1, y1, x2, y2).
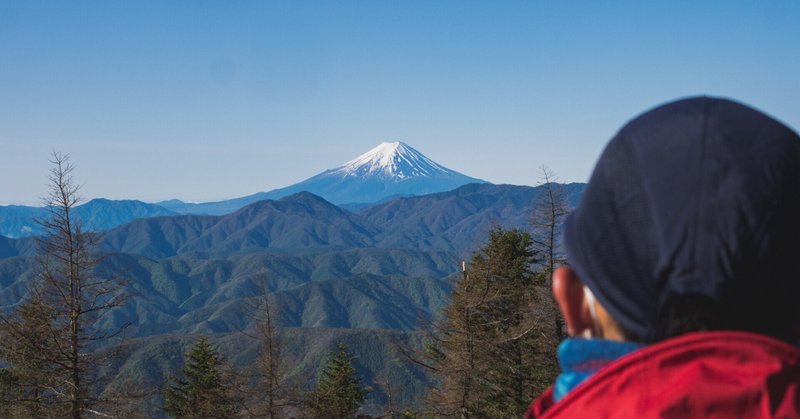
(425, 227, 554, 418)
(307, 341, 371, 418)
(0, 295, 58, 417)
(0, 368, 17, 417)
(163, 336, 235, 418)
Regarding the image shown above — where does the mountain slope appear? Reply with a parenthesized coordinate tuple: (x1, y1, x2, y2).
(100, 192, 378, 258)
(76, 199, 178, 231)
(364, 182, 585, 253)
(177, 192, 378, 255)
(0, 199, 177, 238)
(0, 234, 36, 259)
(162, 142, 485, 215)
(0, 182, 587, 416)
(99, 214, 220, 259)
(0, 247, 458, 333)
(99, 184, 586, 258)
(268, 142, 485, 205)
(0, 205, 47, 238)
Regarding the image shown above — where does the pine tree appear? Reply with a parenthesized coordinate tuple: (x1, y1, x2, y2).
(0, 368, 17, 417)
(425, 227, 550, 418)
(307, 341, 371, 419)
(163, 336, 236, 418)
(0, 295, 58, 417)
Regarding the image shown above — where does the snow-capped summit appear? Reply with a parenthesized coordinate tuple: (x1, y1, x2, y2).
(252, 141, 485, 206)
(161, 142, 486, 214)
(335, 141, 453, 180)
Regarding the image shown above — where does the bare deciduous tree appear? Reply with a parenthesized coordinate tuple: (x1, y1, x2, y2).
(530, 166, 570, 342)
(0, 152, 131, 418)
(237, 273, 299, 418)
(531, 166, 569, 282)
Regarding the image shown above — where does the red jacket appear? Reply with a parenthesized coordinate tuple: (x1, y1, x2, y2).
(525, 331, 800, 418)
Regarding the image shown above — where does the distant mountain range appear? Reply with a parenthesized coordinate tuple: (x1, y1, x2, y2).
(1, 182, 584, 260)
(159, 141, 485, 215)
(1, 142, 485, 237)
(0, 182, 585, 415)
(0, 141, 585, 414)
(0, 198, 177, 238)
(0, 182, 586, 340)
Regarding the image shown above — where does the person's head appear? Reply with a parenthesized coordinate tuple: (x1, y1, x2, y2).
(554, 97, 800, 344)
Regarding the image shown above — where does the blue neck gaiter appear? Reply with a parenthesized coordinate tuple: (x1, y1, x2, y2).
(554, 338, 644, 402)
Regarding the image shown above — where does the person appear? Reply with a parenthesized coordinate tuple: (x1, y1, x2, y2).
(525, 97, 800, 418)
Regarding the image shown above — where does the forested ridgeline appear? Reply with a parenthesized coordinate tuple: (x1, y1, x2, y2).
(0, 157, 571, 418)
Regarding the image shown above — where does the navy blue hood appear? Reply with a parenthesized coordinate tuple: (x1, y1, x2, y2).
(565, 97, 800, 342)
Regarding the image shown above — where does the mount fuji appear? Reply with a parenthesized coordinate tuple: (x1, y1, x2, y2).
(162, 142, 485, 215)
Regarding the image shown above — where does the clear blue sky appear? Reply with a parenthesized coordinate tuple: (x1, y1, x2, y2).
(1, 1, 799, 205)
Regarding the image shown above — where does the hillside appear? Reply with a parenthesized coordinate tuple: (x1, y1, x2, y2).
(96, 183, 584, 258)
(0, 199, 177, 238)
(0, 182, 584, 413)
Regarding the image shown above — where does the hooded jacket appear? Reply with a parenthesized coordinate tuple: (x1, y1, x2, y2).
(524, 331, 800, 418)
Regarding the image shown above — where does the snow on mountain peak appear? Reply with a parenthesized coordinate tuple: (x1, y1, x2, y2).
(335, 141, 452, 180)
